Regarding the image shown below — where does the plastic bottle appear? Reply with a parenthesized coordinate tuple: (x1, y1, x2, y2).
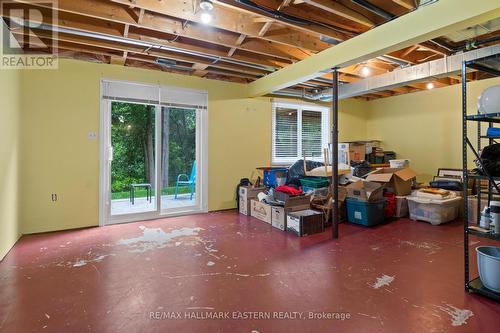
(479, 207, 491, 230)
(490, 201, 500, 234)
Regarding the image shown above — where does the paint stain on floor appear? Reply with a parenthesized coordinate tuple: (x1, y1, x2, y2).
(372, 275, 395, 289)
(435, 303, 474, 327)
(116, 226, 204, 253)
(0, 212, 498, 333)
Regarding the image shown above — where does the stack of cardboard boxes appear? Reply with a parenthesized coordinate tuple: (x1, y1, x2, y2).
(239, 185, 324, 237)
(343, 167, 417, 226)
(238, 186, 266, 216)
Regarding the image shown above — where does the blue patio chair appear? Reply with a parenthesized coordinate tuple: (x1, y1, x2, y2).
(175, 162, 196, 200)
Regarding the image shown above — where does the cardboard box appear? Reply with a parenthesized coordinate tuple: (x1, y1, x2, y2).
(366, 168, 417, 196)
(346, 180, 383, 202)
(239, 197, 250, 216)
(365, 141, 380, 155)
(467, 195, 489, 225)
(395, 196, 409, 218)
(271, 196, 311, 231)
(239, 186, 266, 202)
(239, 186, 266, 215)
(287, 209, 324, 237)
(339, 142, 366, 164)
(250, 199, 272, 224)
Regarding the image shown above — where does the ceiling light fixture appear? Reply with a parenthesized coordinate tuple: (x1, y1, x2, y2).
(427, 82, 435, 89)
(200, 0, 214, 11)
(361, 65, 370, 77)
(199, 0, 214, 24)
(200, 12, 212, 24)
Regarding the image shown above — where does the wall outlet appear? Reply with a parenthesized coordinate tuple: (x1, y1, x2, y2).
(51, 194, 58, 202)
(88, 132, 97, 140)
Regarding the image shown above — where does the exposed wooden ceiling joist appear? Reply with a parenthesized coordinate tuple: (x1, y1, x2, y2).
(3, 2, 293, 71)
(301, 0, 375, 27)
(10, 0, 303, 61)
(8, 28, 268, 77)
(393, 0, 415, 10)
(109, 0, 338, 51)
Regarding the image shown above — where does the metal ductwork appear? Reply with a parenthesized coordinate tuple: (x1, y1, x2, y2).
(275, 43, 499, 101)
(340, 43, 500, 99)
(271, 88, 332, 101)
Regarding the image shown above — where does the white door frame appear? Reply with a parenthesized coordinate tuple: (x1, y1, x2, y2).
(99, 80, 209, 226)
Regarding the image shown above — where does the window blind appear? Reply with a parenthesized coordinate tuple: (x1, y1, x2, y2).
(274, 107, 298, 159)
(102, 80, 159, 105)
(302, 110, 323, 158)
(160, 86, 208, 110)
(272, 101, 329, 165)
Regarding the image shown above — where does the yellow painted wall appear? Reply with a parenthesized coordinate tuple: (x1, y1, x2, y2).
(366, 77, 500, 182)
(20, 58, 368, 234)
(0, 68, 22, 259)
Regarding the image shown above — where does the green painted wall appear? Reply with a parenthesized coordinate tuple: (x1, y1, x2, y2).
(0, 67, 22, 260)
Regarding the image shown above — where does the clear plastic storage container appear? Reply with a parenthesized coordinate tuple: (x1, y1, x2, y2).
(407, 195, 462, 225)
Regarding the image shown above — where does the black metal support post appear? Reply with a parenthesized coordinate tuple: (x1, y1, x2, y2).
(332, 68, 339, 239)
(461, 60, 469, 292)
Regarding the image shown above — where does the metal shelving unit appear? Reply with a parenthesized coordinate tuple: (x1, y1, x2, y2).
(462, 53, 500, 303)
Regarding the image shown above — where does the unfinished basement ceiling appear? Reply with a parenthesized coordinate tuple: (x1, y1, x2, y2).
(1, 0, 499, 100)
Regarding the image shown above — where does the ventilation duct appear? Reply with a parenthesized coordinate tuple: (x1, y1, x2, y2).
(274, 43, 499, 101)
(340, 43, 500, 99)
(419, 0, 440, 8)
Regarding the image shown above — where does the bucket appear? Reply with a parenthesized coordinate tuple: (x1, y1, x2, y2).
(476, 246, 500, 293)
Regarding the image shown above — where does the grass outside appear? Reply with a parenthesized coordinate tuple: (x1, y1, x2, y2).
(111, 186, 193, 200)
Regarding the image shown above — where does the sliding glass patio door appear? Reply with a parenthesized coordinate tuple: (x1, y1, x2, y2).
(160, 106, 198, 211)
(110, 101, 158, 216)
(100, 80, 208, 225)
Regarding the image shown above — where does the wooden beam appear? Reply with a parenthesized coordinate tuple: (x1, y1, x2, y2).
(9, 28, 268, 76)
(110, 55, 127, 66)
(213, 0, 347, 41)
(137, 8, 145, 24)
(108, 0, 339, 51)
(227, 33, 246, 57)
(401, 45, 418, 57)
(10, 0, 304, 61)
(416, 43, 448, 56)
(3, 1, 293, 70)
(393, 0, 415, 10)
(123, 24, 130, 38)
(301, 0, 375, 27)
(258, 0, 293, 37)
(14, 33, 261, 81)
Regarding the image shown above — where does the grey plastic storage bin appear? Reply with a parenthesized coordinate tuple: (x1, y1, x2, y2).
(407, 195, 461, 225)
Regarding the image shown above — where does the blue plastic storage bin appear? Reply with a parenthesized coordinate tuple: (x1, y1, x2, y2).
(263, 168, 288, 187)
(345, 198, 386, 227)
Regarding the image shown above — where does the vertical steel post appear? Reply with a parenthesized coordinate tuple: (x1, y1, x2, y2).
(332, 68, 339, 239)
(462, 60, 469, 291)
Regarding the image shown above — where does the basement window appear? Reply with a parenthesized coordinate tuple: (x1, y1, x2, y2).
(272, 101, 330, 165)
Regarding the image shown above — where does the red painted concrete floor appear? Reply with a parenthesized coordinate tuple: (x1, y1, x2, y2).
(1, 211, 499, 333)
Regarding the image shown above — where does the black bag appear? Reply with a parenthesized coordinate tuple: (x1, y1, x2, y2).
(476, 143, 500, 177)
(236, 178, 252, 210)
(287, 159, 324, 186)
(429, 180, 462, 191)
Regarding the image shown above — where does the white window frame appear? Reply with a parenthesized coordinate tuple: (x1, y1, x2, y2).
(271, 100, 330, 165)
